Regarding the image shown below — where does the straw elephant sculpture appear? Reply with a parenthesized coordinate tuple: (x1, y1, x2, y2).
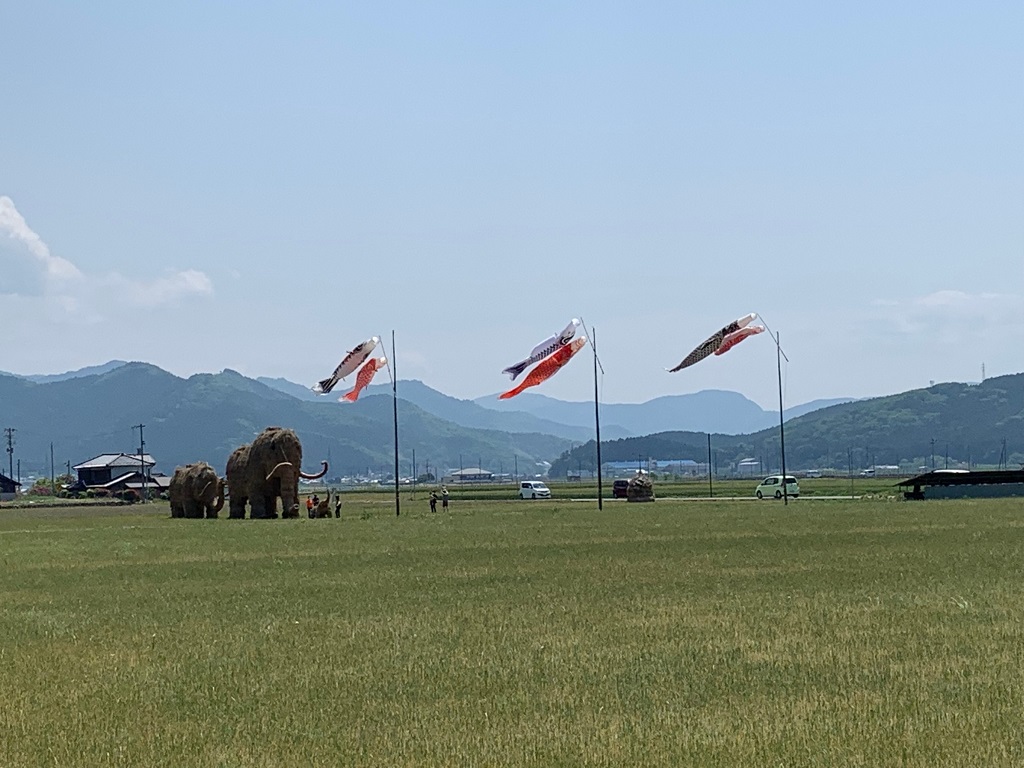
(226, 426, 328, 519)
(168, 462, 226, 518)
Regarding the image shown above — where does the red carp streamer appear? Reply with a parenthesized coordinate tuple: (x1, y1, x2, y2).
(499, 338, 586, 400)
(714, 324, 764, 356)
(668, 313, 758, 372)
(502, 318, 580, 381)
(339, 356, 387, 402)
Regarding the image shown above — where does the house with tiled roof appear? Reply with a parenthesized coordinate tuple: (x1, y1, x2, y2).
(73, 453, 156, 487)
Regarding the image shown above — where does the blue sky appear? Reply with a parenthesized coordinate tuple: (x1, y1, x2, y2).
(2, 2, 1021, 409)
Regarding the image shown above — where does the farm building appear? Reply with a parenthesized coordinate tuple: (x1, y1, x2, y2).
(444, 467, 494, 483)
(898, 469, 1024, 500)
(604, 459, 707, 477)
(1, 472, 22, 502)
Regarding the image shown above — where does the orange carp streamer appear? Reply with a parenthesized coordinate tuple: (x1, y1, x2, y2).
(339, 356, 387, 402)
(499, 338, 586, 400)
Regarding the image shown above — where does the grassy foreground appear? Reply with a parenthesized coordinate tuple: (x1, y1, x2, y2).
(2, 498, 1023, 766)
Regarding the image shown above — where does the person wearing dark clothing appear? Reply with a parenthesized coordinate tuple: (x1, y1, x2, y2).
(429, 491, 438, 513)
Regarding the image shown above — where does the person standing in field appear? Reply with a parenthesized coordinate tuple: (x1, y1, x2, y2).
(306, 496, 314, 518)
(429, 491, 438, 513)
(441, 485, 449, 511)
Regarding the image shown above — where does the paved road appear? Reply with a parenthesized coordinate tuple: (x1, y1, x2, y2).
(569, 495, 863, 502)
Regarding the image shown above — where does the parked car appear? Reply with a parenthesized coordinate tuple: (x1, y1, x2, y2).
(519, 481, 551, 499)
(612, 480, 629, 498)
(755, 475, 800, 499)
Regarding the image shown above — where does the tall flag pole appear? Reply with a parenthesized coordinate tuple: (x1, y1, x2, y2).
(592, 326, 603, 510)
(392, 330, 400, 517)
(776, 329, 788, 506)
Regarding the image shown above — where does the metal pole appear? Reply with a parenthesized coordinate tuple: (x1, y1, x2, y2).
(848, 447, 853, 498)
(392, 330, 400, 517)
(776, 331, 788, 506)
(707, 433, 713, 498)
(593, 327, 603, 510)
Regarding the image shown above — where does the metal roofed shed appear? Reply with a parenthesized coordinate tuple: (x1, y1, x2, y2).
(898, 469, 1024, 500)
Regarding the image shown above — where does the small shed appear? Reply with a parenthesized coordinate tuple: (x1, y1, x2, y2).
(1, 472, 22, 502)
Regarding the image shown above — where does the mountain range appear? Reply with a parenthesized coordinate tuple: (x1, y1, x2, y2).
(2, 361, 1021, 480)
(255, 375, 852, 438)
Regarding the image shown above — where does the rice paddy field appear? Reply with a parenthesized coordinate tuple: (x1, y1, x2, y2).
(2, 494, 1023, 766)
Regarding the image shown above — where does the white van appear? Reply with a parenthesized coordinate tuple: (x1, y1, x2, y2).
(755, 475, 800, 499)
(519, 481, 551, 499)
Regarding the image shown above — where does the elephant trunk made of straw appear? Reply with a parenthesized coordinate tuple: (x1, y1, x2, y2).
(168, 462, 226, 519)
(225, 427, 328, 520)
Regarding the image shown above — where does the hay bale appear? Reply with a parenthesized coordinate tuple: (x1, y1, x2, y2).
(626, 473, 655, 503)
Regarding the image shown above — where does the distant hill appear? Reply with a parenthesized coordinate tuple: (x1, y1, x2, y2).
(548, 374, 1024, 477)
(24, 362, 851, 439)
(259, 375, 852, 438)
(1, 360, 128, 383)
(257, 376, 628, 441)
(0, 365, 571, 478)
(475, 390, 856, 435)
(9, 360, 1020, 481)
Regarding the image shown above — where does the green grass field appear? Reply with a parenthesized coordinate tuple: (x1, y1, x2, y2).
(3, 496, 1023, 766)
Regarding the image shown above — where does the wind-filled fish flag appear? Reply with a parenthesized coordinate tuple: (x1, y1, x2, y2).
(312, 336, 380, 394)
(499, 337, 586, 399)
(502, 318, 581, 381)
(339, 356, 387, 402)
(714, 324, 764, 356)
(668, 313, 761, 372)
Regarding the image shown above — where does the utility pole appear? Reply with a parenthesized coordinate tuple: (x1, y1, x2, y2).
(4, 427, 14, 481)
(930, 438, 935, 471)
(707, 433, 713, 498)
(132, 423, 147, 501)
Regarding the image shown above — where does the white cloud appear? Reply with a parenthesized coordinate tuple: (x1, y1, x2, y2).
(0, 195, 214, 310)
(99, 268, 214, 305)
(872, 290, 1024, 340)
(0, 195, 82, 282)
